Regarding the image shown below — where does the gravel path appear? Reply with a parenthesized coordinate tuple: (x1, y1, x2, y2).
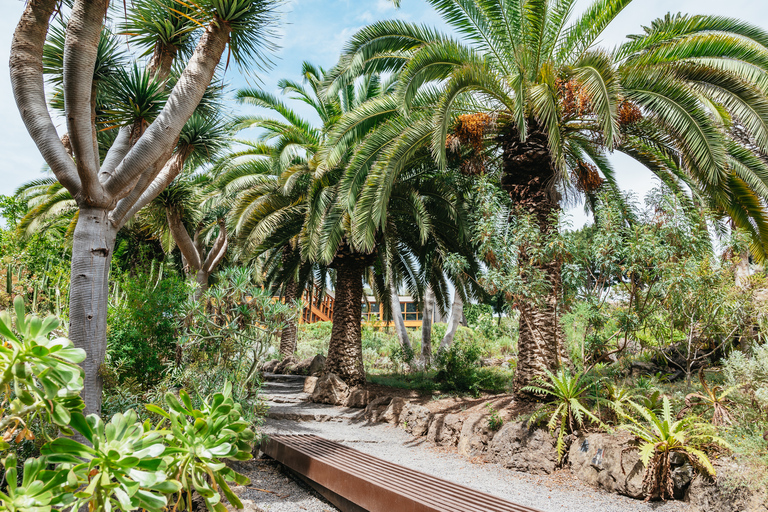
(259, 416, 691, 512)
(229, 457, 339, 512)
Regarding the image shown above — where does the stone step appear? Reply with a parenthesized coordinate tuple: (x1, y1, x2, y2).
(265, 402, 361, 423)
(262, 380, 305, 390)
(262, 392, 311, 404)
(262, 373, 306, 384)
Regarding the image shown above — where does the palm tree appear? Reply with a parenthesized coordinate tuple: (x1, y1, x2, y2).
(10, 0, 279, 414)
(328, 1, 768, 392)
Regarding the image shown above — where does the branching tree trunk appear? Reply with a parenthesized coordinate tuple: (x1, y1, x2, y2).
(167, 210, 228, 298)
(325, 247, 368, 387)
(421, 286, 434, 366)
(10, 1, 236, 415)
(439, 289, 464, 352)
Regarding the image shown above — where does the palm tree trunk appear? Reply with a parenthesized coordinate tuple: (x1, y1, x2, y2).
(439, 290, 463, 352)
(280, 279, 298, 357)
(389, 278, 412, 355)
(326, 251, 366, 387)
(68, 208, 117, 417)
(499, 125, 565, 394)
(421, 286, 434, 366)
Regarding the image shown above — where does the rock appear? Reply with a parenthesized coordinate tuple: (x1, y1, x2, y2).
(303, 376, 318, 394)
(479, 357, 503, 367)
(629, 361, 661, 378)
(347, 388, 376, 408)
(289, 358, 313, 375)
(568, 432, 645, 499)
(275, 356, 298, 374)
(427, 414, 464, 447)
(400, 403, 432, 436)
(310, 373, 350, 406)
(380, 397, 406, 424)
(457, 413, 495, 458)
(686, 467, 768, 512)
(261, 359, 279, 373)
(488, 421, 558, 475)
(671, 463, 695, 499)
(308, 354, 326, 376)
(364, 396, 392, 422)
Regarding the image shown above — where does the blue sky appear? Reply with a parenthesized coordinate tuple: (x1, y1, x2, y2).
(2, 0, 767, 225)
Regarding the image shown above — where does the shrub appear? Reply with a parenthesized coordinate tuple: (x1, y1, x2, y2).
(485, 402, 504, 431)
(434, 341, 483, 394)
(106, 273, 187, 389)
(723, 342, 768, 413)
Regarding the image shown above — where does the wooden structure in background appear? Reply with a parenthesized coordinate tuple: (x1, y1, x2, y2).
(298, 286, 434, 328)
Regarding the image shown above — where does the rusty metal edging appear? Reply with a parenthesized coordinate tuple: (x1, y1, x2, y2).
(261, 434, 548, 512)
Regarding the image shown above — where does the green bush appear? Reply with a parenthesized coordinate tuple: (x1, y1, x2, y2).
(434, 341, 483, 394)
(107, 273, 188, 389)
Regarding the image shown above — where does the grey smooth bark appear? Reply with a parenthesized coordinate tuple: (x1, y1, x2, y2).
(439, 290, 464, 352)
(11, 1, 234, 416)
(421, 286, 434, 366)
(389, 279, 412, 355)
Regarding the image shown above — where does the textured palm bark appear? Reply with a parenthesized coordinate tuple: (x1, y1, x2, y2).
(279, 279, 298, 357)
(439, 290, 464, 352)
(69, 208, 116, 416)
(421, 286, 434, 366)
(499, 124, 565, 394)
(325, 249, 367, 387)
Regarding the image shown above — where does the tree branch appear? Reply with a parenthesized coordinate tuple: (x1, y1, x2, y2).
(63, 0, 108, 203)
(203, 220, 228, 272)
(114, 151, 188, 229)
(166, 207, 202, 270)
(103, 21, 231, 199)
(10, 0, 81, 196)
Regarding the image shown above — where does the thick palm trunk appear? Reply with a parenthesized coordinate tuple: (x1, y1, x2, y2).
(69, 208, 116, 417)
(500, 125, 565, 394)
(279, 279, 298, 357)
(439, 290, 463, 352)
(421, 286, 434, 366)
(326, 252, 366, 387)
(389, 279, 412, 355)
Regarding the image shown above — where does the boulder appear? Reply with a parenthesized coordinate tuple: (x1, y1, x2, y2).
(400, 403, 432, 436)
(311, 373, 350, 406)
(380, 397, 407, 424)
(308, 354, 326, 376)
(303, 376, 318, 394)
(364, 396, 393, 422)
(457, 413, 497, 458)
(290, 358, 313, 375)
(686, 463, 768, 512)
(479, 357, 503, 367)
(567, 432, 644, 499)
(347, 388, 376, 408)
(437, 414, 465, 447)
(487, 421, 558, 475)
(275, 356, 298, 374)
(261, 359, 279, 373)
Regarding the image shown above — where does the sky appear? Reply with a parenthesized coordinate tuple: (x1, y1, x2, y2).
(2, 0, 768, 226)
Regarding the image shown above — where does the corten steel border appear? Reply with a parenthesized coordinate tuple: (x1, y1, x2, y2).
(261, 434, 548, 512)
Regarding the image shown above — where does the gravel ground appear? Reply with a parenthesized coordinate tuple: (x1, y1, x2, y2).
(256, 416, 692, 512)
(229, 457, 340, 512)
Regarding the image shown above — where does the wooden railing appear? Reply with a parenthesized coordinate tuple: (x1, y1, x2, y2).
(300, 287, 333, 323)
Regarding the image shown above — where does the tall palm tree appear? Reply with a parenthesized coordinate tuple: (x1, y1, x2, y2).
(328, 1, 768, 392)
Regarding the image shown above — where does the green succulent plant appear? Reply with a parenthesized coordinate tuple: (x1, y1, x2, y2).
(523, 369, 605, 461)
